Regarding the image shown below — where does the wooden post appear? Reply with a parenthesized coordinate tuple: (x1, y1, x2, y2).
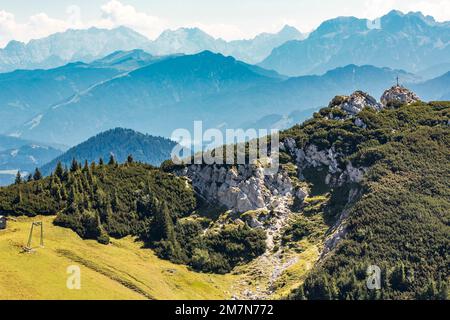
(40, 222, 44, 248)
(25, 222, 44, 251)
(26, 223, 34, 250)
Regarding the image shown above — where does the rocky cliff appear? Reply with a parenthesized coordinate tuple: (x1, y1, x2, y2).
(177, 163, 300, 213)
(175, 85, 431, 299)
(177, 140, 366, 216)
(381, 85, 421, 107)
(177, 86, 421, 243)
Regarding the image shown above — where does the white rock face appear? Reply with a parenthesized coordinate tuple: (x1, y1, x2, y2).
(303, 144, 341, 174)
(282, 138, 367, 187)
(380, 85, 421, 107)
(179, 164, 304, 213)
(329, 91, 382, 116)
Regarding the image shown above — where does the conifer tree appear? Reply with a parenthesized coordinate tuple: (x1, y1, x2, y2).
(111, 190, 120, 211)
(108, 155, 116, 166)
(54, 161, 64, 179)
(15, 189, 23, 204)
(14, 171, 22, 185)
(83, 160, 89, 172)
(50, 176, 63, 202)
(391, 262, 408, 291)
(437, 278, 448, 300)
(127, 154, 134, 164)
(161, 202, 176, 242)
(152, 202, 185, 262)
(70, 158, 79, 172)
(62, 167, 69, 182)
(68, 185, 79, 213)
(35, 181, 44, 194)
(61, 185, 68, 201)
(424, 280, 437, 299)
(86, 167, 94, 186)
(296, 286, 307, 300)
(33, 168, 43, 181)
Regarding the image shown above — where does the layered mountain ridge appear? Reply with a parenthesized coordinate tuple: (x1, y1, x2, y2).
(0, 25, 304, 73)
(260, 10, 450, 76)
(8, 52, 432, 147)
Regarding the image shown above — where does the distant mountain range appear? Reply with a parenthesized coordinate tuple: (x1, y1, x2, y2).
(0, 25, 303, 73)
(0, 11, 448, 78)
(260, 10, 450, 76)
(0, 10, 448, 181)
(0, 135, 64, 186)
(40, 128, 177, 175)
(7, 51, 432, 146)
(147, 25, 305, 64)
(0, 27, 150, 73)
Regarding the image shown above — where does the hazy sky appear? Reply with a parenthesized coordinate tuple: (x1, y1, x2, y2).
(1, 0, 449, 46)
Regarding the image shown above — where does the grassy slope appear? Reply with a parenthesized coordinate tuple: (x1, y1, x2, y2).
(0, 216, 236, 300)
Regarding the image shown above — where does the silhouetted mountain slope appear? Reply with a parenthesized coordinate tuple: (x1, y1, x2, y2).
(41, 128, 176, 175)
(411, 72, 450, 101)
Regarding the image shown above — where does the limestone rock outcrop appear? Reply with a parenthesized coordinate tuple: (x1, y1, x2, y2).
(380, 85, 421, 107)
(329, 91, 382, 116)
(281, 138, 367, 187)
(177, 164, 304, 213)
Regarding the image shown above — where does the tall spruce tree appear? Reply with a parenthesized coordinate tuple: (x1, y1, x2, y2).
(127, 154, 134, 164)
(70, 158, 79, 172)
(33, 168, 42, 181)
(108, 155, 116, 166)
(14, 171, 22, 185)
(54, 161, 64, 179)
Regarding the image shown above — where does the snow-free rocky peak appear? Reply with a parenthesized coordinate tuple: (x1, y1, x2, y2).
(328, 91, 382, 116)
(329, 86, 421, 119)
(381, 85, 421, 107)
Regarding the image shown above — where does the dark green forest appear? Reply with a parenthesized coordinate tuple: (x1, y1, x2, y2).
(40, 128, 177, 175)
(282, 101, 449, 300)
(0, 157, 265, 274)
